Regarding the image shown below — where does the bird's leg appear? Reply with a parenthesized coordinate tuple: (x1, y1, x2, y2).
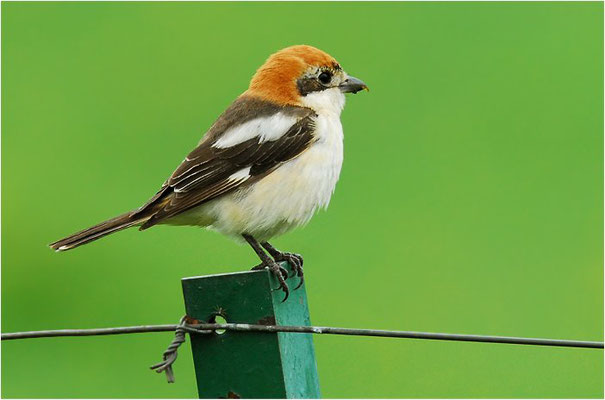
(261, 241, 304, 290)
(242, 234, 290, 301)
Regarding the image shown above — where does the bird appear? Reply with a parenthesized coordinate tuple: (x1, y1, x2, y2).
(50, 44, 368, 300)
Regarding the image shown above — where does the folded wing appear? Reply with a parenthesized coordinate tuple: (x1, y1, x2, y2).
(135, 96, 317, 229)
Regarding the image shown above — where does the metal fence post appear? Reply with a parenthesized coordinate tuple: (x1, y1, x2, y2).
(182, 262, 321, 399)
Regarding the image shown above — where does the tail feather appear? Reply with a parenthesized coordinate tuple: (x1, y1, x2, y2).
(49, 211, 147, 252)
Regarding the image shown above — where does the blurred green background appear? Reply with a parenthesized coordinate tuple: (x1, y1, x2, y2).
(2, 2, 603, 398)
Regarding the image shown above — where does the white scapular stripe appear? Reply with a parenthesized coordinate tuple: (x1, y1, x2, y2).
(212, 113, 297, 149)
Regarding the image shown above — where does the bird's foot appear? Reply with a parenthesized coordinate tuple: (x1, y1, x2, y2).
(250, 261, 290, 301)
(272, 252, 304, 290)
(243, 234, 291, 301)
(251, 261, 288, 279)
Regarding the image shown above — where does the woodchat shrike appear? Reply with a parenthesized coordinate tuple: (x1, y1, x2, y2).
(50, 45, 368, 300)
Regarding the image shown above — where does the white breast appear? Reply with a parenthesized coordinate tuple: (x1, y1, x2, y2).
(174, 88, 346, 241)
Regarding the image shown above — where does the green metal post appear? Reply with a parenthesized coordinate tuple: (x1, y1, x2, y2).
(182, 262, 321, 399)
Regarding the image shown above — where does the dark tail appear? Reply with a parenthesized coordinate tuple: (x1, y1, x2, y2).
(49, 211, 147, 252)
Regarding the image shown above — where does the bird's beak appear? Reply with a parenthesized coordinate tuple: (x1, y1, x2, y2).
(339, 75, 369, 94)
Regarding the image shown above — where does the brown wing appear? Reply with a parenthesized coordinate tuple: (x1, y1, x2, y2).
(134, 100, 316, 229)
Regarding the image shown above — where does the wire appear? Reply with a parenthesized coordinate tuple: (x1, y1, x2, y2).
(203, 323, 605, 348)
(3, 320, 602, 383)
(0, 325, 202, 339)
(2, 323, 602, 348)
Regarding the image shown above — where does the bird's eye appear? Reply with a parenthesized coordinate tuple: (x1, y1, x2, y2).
(318, 71, 332, 85)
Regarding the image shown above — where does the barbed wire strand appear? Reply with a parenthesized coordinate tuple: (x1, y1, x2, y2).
(3, 319, 603, 383)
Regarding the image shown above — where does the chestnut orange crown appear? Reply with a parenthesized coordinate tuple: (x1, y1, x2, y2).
(246, 45, 340, 105)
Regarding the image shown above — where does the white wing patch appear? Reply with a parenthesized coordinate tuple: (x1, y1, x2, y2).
(227, 166, 251, 181)
(212, 113, 298, 149)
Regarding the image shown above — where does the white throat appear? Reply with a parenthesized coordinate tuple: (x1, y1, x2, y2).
(300, 88, 346, 116)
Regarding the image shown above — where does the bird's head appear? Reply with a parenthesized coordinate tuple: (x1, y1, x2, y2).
(246, 45, 368, 112)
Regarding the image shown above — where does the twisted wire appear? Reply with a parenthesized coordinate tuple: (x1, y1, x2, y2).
(149, 316, 209, 383)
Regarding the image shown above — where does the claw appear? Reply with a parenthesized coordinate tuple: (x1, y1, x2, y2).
(286, 257, 300, 278)
(280, 287, 290, 302)
(294, 275, 304, 290)
(267, 262, 290, 302)
(294, 254, 304, 267)
(273, 280, 290, 302)
(277, 253, 304, 290)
